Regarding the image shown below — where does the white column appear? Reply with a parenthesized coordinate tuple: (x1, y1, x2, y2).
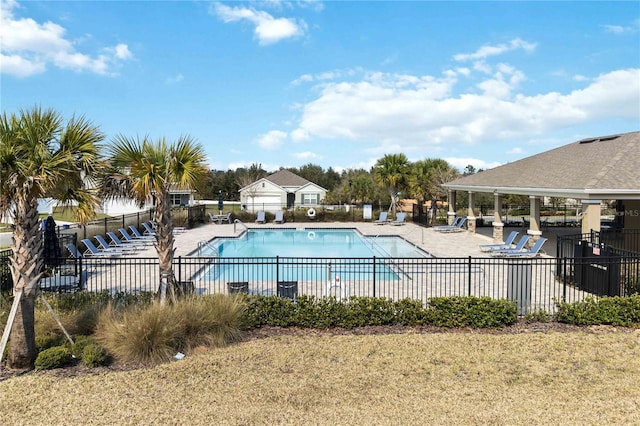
(467, 191, 476, 233)
(493, 193, 504, 242)
(581, 199, 602, 233)
(527, 196, 542, 243)
(447, 190, 457, 225)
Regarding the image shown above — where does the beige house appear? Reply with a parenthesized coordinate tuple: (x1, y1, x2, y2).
(443, 131, 640, 241)
(239, 169, 327, 213)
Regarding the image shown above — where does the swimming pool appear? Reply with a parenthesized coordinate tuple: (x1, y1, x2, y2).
(194, 228, 430, 283)
(196, 228, 429, 258)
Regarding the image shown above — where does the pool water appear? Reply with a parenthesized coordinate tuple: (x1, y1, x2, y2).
(196, 229, 429, 283)
(197, 228, 429, 258)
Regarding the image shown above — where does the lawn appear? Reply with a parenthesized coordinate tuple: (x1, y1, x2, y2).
(1, 329, 639, 425)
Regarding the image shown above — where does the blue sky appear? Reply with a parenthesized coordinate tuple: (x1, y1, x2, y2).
(2, 0, 639, 173)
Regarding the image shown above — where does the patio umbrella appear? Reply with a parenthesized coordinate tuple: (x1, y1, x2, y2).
(218, 191, 224, 214)
(42, 216, 62, 268)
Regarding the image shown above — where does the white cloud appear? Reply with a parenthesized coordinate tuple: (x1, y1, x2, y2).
(287, 66, 640, 154)
(507, 147, 523, 155)
(292, 151, 319, 160)
(445, 157, 502, 172)
(0, 0, 133, 77)
(257, 130, 288, 150)
(166, 73, 184, 84)
(453, 38, 537, 62)
(602, 19, 640, 34)
(212, 3, 306, 45)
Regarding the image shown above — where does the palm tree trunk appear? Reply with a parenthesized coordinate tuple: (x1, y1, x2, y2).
(154, 190, 177, 302)
(8, 194, 42, 369)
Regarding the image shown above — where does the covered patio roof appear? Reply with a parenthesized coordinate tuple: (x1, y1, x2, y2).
(443, 131, 640, 200)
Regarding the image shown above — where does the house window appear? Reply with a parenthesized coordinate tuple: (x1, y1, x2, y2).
(170, 194, 182, 206)
(302, 193, 319, 205)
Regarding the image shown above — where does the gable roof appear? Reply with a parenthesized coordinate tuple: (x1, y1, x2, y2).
(265, 169, 310, 187)
(444, 131, 640, 200)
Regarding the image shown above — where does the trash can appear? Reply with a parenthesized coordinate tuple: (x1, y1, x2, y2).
(507, 262, 532, 315)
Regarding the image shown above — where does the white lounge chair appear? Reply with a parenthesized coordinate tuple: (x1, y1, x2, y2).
(436, 217, 467, 232)
(374, 211, 388, 225)
(391, 212, 406, 226)
(488, 235, 530, 254)
(95, 234, 138, 252)
(255, 211, 266, 224)
(82, 239, 123, 257)
(274, 211, 285, 224)
(433, 217, 462, 230)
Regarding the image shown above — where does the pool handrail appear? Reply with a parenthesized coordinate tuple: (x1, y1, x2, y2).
(234, 219, 249, 233)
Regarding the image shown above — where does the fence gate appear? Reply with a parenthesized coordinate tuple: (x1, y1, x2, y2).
(574, 240, 621, 296)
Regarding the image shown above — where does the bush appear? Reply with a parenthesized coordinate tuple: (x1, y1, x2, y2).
(523, 309, 550, 323)
(395, 298, 427, 326)
(426, 297, 517, 328)
(555, 295, 640, 326)
(35, 346, 72, 370)
(81, 343, 110, 367)
(341, 297, 395, 328)
(35, 334, 65, 352)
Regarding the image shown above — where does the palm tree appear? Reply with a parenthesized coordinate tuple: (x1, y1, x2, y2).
(0, 106, 104, 369)
(409, 159, 459, 223)
(373, 154, 410, 217)
(102, 135, 208, 302)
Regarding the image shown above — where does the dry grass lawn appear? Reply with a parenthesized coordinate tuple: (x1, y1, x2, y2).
(1, 329, 640, 425)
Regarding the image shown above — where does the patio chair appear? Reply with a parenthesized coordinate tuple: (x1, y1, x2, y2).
(374, 211, 388, 225)
(81, 239, 124, 257)
(108, 231, 149, 249)
(219, 212, 232, 224)
(433, 217, 462, 231)
(274, 210, 285, 224)
(95, 234, 138, 253)
(255, 211, 266, 224)
(208, 212, 216, 223)
(479, 231, 519, 252)
(492, 237, 547, 258)
(488, 235, 531, 254)
(227, 281, 249, 294)
(437, 217, 467, 233)
(39, 274, 81, 292)
(277, 281, 298, 301)
(390, 212, 406, 226)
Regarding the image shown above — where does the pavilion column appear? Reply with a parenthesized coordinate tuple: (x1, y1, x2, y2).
(447, 190, 457, 225)
(492, 193, 504, 242)
(467, 191, 476, 233)
(527, 196, 542, 245)
(581, 199, 602, 233)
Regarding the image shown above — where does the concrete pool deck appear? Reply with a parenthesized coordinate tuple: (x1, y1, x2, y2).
(131, 220, 558, 259)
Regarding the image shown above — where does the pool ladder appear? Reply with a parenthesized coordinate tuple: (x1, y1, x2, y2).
(233, 219, 249, 234)
(197, 240, 220, 260)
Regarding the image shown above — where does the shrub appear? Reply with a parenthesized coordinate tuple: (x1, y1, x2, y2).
(427, 296, 517, 328)
(35, 333, 65, 352)
(81, 343, 110, 367)
(395, 298, 427, 326)
(35, 346, 72, 370)
(555, 295, 640, 326)
(523, 309, 550, 323)
(341, 297, 395, 328)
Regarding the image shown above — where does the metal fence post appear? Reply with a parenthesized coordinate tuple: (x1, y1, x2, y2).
(372, 256, 376, 297)
(468, 256, 472, 296)
(276, 256, 280, 283)
(177, 256, 182, 284)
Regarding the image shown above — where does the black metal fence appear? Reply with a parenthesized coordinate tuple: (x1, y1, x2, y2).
(29, 254, 639, 315)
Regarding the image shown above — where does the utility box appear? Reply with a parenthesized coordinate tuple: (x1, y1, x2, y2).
(507, 262, 532, 315)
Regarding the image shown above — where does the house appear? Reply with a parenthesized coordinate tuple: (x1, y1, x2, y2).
(443, 131, 640, 241)
(239, 169, 327, 213)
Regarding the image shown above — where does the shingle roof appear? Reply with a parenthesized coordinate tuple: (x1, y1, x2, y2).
(444, 131, 640, 199)
(265, 169, 310, 187)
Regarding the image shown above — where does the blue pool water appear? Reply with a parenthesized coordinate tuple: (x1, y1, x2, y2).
(197, 228, 429, 258)
(196, 229, 429, 282)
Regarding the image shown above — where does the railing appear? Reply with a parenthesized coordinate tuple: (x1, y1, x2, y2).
(233, 219, 249, 233)
(29, 254, 640, 315)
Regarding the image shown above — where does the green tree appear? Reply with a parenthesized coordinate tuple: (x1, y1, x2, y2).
(102, 135, 208, 302)
(0, 106, 104, 369)
(373, 154, 410, 217)
(409, 159, 459, 219)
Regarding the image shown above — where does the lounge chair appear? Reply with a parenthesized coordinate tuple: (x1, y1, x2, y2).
(274, 211, 285, 224)
(81, 239, 123, 257)
(374, 211, 388, 225)
(125, 225, 156, 243)
(488, 235, 530, 254)
(433, 217, 462, 231)
(108, 231, 149, 249)
(479, 231, 519, 252)
(492, 237, 547, 258)
(95, 234, 138, 253)
(436, 217, 467, 232)
(255, 211, 266, 224)
(390, 212, 406, 226)
(142, 222, 156, 236)
(118, 229, 153, 246)
(39, 274, 81, 292)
